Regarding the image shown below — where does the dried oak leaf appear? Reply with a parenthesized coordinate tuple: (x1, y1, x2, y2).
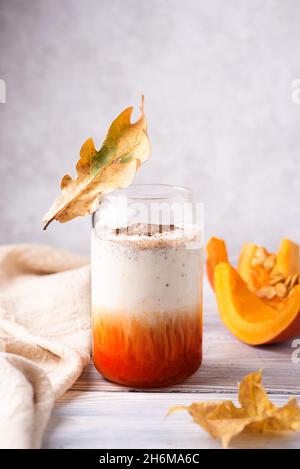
(168, 370, 300, 448)
(43, 96, 150, 229)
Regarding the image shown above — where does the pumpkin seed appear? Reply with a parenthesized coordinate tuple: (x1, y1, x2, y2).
(269, 277, 283, 286)
(251, 257, 263, 267)
(255, 247, 266, 259)
(285, 275, 293, 288)
(263, 255, 276, 270)
(256, 286, 276, 299)
(275, 282, 287, 299)
(289, 274, 299, 289)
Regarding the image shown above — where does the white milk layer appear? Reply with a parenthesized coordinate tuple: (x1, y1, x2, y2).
(91, 228, 202, 315)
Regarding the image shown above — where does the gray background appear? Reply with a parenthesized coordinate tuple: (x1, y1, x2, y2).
(0, 0, 299, 256)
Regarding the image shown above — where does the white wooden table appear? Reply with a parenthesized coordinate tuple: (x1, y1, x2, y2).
(43, 280, 300, 449)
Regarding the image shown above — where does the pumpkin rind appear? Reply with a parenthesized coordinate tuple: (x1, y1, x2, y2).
(206, 237, 228, 287)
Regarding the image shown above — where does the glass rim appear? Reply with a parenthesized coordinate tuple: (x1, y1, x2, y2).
(104, 183, 193, 201)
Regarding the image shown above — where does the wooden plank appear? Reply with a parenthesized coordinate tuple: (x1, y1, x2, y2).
(43, 391, 300, 449)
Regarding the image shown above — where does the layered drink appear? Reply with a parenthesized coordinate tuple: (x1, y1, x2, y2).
(92, 186, 202, 387)
(91, 185, 203, 388)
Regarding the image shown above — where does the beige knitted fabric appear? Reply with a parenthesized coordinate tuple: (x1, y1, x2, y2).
(0, 244, 91, 448)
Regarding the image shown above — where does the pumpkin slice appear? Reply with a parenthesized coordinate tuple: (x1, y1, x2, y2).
(207, 237, 300, 345)
(206, 237, 228, 287)
(214, 263, 300, 345)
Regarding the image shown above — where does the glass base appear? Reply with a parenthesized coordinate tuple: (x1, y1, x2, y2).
(93, 355, 202, 388)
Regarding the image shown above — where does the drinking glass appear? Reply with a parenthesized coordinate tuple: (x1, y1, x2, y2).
(91, 184, 203, 387)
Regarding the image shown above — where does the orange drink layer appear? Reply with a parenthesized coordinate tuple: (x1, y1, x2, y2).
(93, 308, 202, 387)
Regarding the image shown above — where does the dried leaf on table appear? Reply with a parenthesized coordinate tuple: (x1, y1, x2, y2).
(167, 370, 300, 448)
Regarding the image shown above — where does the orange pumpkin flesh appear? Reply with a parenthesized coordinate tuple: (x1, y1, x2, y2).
(207, 238, 300, 345)
(275, 239, 300, 277)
